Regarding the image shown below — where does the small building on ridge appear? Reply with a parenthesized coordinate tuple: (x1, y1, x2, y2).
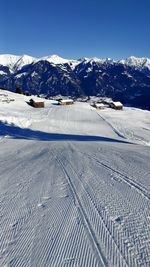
(109, 101, 123, 110)
(94, 103, 106, 109)
(59, 99, 74, 105)
(29, 99, 44, 108)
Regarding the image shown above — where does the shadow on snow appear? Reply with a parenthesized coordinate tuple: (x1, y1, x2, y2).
(0, 121, 129, 143)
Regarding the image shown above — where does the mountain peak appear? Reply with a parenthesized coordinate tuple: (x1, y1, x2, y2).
(0, 54, 20, 69)
(0, 54, 36, 71)
(14, 55, 36, 69)
(41, 54, 71, 64)
(128, 56, 150, 70)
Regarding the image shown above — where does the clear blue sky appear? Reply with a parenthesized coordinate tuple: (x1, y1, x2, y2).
(1, 0, 150, 59)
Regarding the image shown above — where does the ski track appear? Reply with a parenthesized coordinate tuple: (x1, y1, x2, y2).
(72, 148, 149, 200)
(94, 110, 127, 140)
(0, 99, 150, 266)
(55, 153, 106, 267)
(95, 108, 150, 146)
(57, 145, 149, 267)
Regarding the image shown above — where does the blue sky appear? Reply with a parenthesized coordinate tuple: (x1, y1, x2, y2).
(1, 0, 150, 59)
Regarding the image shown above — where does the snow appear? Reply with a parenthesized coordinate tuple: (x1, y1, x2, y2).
(0, 54, 150, 73)
(15, 72, 26, 78)
(0, 54, 35, 71)
(40, 54, 72, 64)
(14, 55, 35, 70)
(60, 99, 74, 104)
(0, 54, 80, 71)
(96, 107, 150, 146)
(0, 89, 150, 267)
(78, 57, 110, 66)
(86, 67, 93, 73)
(39, 54, 80, 69)
(95, 103, 106, 108)
(112, 101, 123, 107)
(31, 71, 38, 77)
(119, 56, 150, 71)
(0, 70, 6, 75)
(0, 54, 20, 69)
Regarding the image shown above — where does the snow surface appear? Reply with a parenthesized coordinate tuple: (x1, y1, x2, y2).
(0, 54, 35, 71)
(0, 70, 6, 75)
(0, 54, 79, 71)
(0, 54, 20, 69)
(14, 55, 35, 70)
(119, 56, 150, 71)
(40, 54, 75, 65)
(0, 90, 150, 267)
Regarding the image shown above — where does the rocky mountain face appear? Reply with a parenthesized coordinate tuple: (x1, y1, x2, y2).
(0, 54, 150, 109)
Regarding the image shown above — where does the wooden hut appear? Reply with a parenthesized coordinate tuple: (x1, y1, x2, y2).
(59, 99, 74, 105)
(109, 101, 123, 110)
(95, 103, 106, 109)
(29, 99, 44, 108)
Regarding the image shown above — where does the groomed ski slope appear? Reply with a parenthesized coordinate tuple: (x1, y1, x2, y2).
(0, 90, 150, 267)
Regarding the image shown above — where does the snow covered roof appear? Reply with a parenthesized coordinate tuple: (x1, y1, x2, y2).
(60, 99, 74, 103)
(112, 101, 123, 107)
(30, 99, 44, 103)
(95, 103, 105, 107)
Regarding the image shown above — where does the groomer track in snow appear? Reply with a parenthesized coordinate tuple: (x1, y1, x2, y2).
(0, 90, 150, 266)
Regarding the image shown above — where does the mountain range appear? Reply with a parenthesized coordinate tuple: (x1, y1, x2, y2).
(0, 54, 150, 109)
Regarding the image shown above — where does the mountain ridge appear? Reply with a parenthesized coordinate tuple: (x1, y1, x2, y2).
(0, 54, 150, 71)
(0, 54, 150, 110)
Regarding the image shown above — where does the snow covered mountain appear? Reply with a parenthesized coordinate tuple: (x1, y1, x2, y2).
(0, 54, 150, 109)
(1, 54, 149, 72)
(40, 54, 77, 65)
(0, 54, 35, 71)
(119, 56, 150, 72)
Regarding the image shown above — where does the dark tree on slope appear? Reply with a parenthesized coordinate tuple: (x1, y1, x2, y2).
(16, 87, 23, 94)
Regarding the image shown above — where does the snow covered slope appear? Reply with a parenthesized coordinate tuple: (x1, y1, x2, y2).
(0, 54, 35, 71)
(0, 54, 78, 70)
(0, 54, 20, 70)
(120, 56, 150, 71)
(40, 54, 75, 65)
(0, 90, 150, 267)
